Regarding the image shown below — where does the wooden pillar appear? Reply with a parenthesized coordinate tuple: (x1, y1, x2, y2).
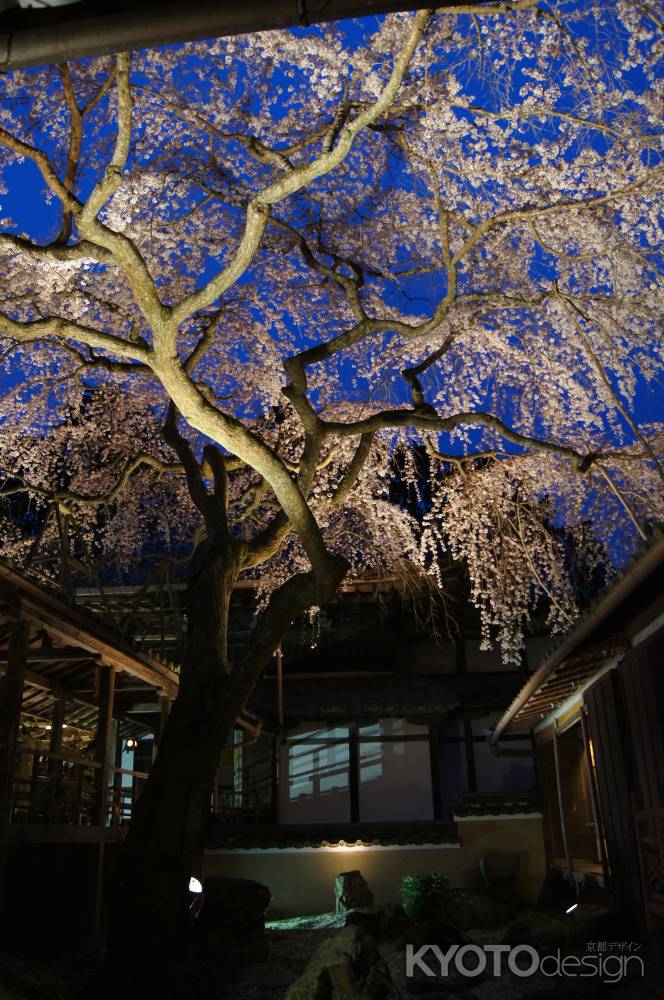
(464, 720, 477, 793)
(110, 723, 122, 827)
(553, 724, 577, 897)
(271, 736, 279, 823)
(49, 698, 65, 754)
(157, 693, 171, 749)
(212, 759, 221, 815)
(0, 620, 28, 904)
(275, 645, 284, 730)
(28, 752, 41, 822)
(94, 664, 115, 827)
(47, 696, 65, 823)
(428, 725, 442, 821)
(93, 664, 115, 955)
(580, 708, 609, 880)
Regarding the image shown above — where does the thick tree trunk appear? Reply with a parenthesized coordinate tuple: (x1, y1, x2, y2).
(109, 542, 240, 954)
(108, 539, 348, 957)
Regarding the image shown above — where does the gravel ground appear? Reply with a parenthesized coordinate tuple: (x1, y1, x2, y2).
(1, 916, 661, 1000)
(223, 915, 664, 1000)
(223, 916, 344, 999)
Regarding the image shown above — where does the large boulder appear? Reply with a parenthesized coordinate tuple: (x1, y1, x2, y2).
(197, 875, 271, 962)
(479, 851, 521, 902)
(344, 903, 412, 940)
(401, 873, 507, 932)
(335, 870, 373, 913)
(444, 888, 509, 930)
(285, 925, 401, 1000)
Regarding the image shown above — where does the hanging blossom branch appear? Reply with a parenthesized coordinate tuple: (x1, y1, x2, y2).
(0, 12, 432, 586)
(0, 2, 659, 943)
(0, 455, 184, 511)
(0, 2, 660, 645)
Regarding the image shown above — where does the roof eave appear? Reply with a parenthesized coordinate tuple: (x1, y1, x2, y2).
(490, 533, 664, 743)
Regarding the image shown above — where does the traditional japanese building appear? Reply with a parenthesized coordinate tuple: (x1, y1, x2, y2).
(491, 532, 664, 930)
(9, 537, 659, 940)
(203, 578, 548, 915)
(46, 557, 551, 921)
(0, 559, 179, 954)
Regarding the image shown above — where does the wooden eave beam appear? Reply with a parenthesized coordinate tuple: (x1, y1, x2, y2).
(2, 661, 159, 730)
(0, 661, 64, 698)
(0, 564, 178, 698)
(0, 646, 101, 664)
(491, 536, 664, 742)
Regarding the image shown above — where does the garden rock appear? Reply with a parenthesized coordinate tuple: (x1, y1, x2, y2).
(378, 903, 412, 939)
(344, 903, 412, 940)
(285, 924, 401, 999)
(479, 851, 520, 902)
(444, 888, 509, 930)
(197, 875, 271, 962)
(335, 869, 374, 912)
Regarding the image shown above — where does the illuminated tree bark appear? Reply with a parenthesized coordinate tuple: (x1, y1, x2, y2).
(0, 2, 661, 946)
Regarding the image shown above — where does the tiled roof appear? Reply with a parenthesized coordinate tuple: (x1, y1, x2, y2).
(453, 793, 541, 818)
(207, 820, 460, 850)
(247, 672, 522, 725)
